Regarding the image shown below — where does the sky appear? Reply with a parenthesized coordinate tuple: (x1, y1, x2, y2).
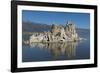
(22, 10, 90, 29)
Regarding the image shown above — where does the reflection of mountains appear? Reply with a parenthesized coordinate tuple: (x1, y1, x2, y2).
(30, 42, 78, 59)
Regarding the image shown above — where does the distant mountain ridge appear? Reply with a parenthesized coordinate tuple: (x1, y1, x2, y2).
(22, 21, 89, 33)
(22, 21, 51, 32)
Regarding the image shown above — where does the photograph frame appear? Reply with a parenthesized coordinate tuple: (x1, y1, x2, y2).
(11, 1, 97, 72)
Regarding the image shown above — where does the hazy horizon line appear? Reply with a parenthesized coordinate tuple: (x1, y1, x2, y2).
(22, 20, 90, 30)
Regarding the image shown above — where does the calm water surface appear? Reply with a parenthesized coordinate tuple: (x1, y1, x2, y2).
(22, 30, 90, 62)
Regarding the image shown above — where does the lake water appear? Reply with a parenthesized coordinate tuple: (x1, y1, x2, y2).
(22, 30, 90, 62)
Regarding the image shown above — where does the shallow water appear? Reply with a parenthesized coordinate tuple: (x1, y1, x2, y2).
(22, 37, 90, 62)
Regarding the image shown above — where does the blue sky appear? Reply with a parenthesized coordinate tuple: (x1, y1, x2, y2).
(22, 10, 90, 29)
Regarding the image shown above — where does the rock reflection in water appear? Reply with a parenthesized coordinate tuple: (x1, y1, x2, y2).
(30, 42, 78, 59)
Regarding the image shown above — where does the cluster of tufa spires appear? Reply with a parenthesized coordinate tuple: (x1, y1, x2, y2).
(30, 21, 81, 43)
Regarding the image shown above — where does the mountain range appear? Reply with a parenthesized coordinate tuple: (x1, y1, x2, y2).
(22, 21, 51, 32)
(22, 21, 89, 33)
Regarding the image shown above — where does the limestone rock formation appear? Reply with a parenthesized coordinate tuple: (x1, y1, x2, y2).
(29, 21, 81, 43)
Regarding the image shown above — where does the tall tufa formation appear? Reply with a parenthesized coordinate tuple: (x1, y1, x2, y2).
(65, 21, 79, 41)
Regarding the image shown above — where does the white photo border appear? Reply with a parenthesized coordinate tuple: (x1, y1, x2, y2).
(17, 5, 94, 68)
